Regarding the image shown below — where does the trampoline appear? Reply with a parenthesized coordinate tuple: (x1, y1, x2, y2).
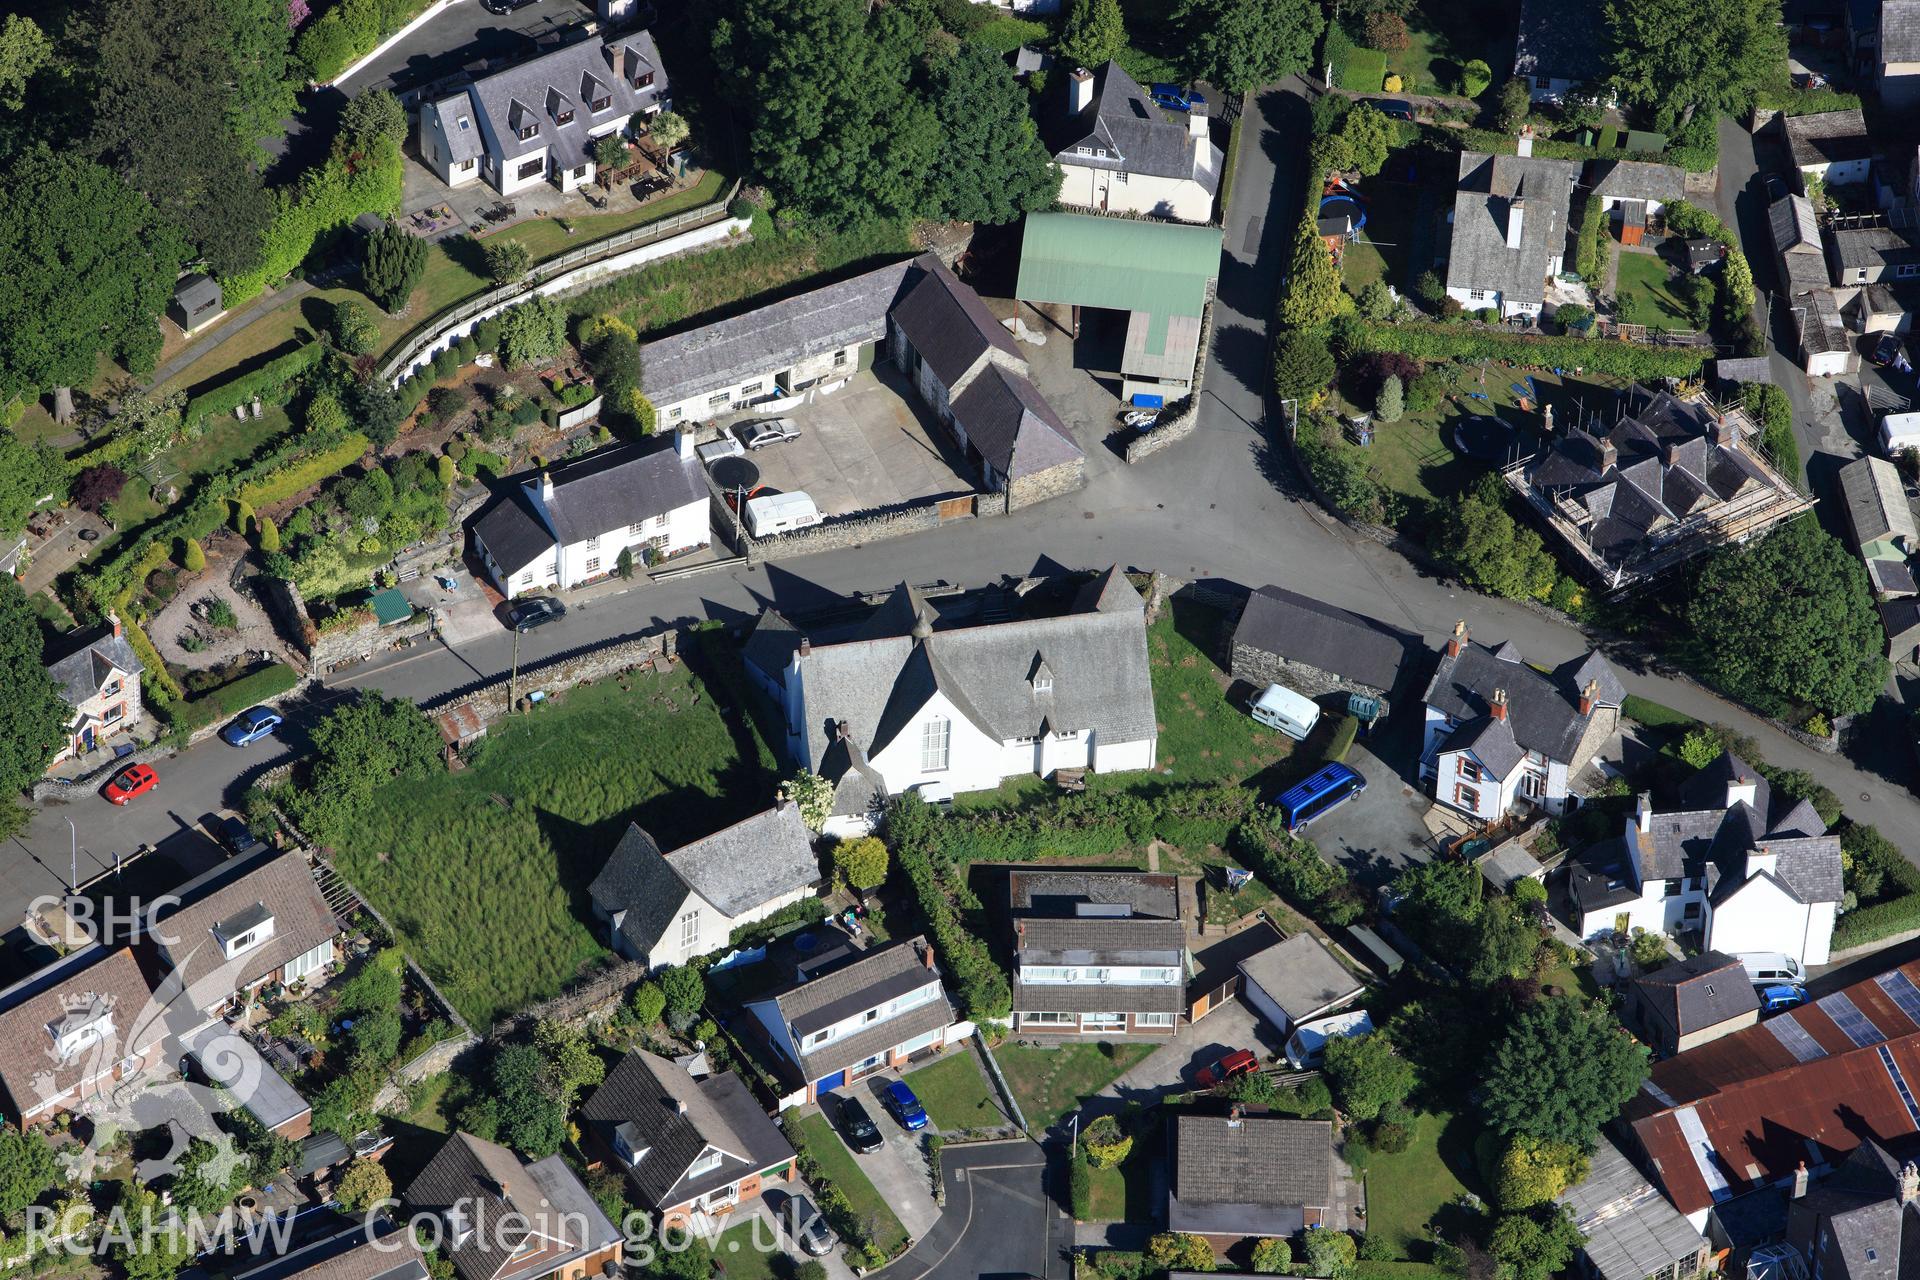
(1319, 191, 1367, 232)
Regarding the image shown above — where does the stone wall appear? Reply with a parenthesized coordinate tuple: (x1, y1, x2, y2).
(1007, 457, 1085, 511)
(310, 611, 434, 675)
(259, 575, 317, 655)
(1124, 300, 1214, 464)
(430, 633, 673, 729)
(1229, 644, 1393, 717)
(492, 957, 649, 1038)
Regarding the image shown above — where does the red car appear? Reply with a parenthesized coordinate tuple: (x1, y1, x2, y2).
(104, 764, 158, 805)
(1194, 1048, 1259, 1088)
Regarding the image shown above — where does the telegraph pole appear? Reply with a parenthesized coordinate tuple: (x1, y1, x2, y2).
(508, 626, 522, 715)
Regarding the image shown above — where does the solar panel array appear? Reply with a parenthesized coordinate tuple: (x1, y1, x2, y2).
(1877, 970, 1920, 1027)
(1819, 992, 1888, 1047)
(1766, 1012, 1827, 1063)
(1879, 1044, 1920, 1129)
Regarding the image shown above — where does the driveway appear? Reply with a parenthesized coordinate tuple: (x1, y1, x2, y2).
(1294, 712, 1435, 888)
(1091, 998, 1286, 1116)
(339, 0, 595, 99)
(715, 1186, 860, 1280)
(819, 1085, 942, 1240)
(872, 1141, 1055, 1280)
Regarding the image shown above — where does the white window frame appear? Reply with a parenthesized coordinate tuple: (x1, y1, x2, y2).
(1136, 1012, 1175, 1028)
(679, 909, 699, 950)
(1022, 1011, 1074, 1026)
(1080, 1012, 1126, 1031)
(584, 556, 601, 575)
(920, 718, 951, 772)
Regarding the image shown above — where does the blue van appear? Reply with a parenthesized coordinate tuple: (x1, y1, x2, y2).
(1278, 764, 1367, 832)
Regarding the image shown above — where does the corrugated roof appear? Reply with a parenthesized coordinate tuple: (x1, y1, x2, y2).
(1016, 213, 1222, 353)
(1560, 1134, 1708, 1280)
(1840, 456, 1918, 550)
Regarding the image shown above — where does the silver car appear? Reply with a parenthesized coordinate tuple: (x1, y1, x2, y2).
(739, 417, 801, 449)
(786, 1195, 837, 1256)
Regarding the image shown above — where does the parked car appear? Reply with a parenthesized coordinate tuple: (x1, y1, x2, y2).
(509, 597, 566, 631)
(786, 1196, 837, 1256)
(738, 417, 801, 449)
(882, 1079, 928, 1131)
(215, 813, 265, 857)
(837, 1096, 884, 1153)
(1759, 982, 1808, 1013)
(480, 0, 537, 13)
(104, 763, 159, 805)
(1870, 332, 1910, 369)
(221, 705, 283, 747)
(1149, 83, 1206, 111)
(1193, 1048, 1258, 1088)
(1374, 99, 1416, 120)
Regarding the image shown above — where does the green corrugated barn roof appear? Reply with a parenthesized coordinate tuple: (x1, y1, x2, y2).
(1016, 213, 1223, 321)
(369, 587, 412, 626)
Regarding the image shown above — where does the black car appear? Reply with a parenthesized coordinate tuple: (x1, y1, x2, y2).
(1871, 332, 1906, 367)
(508, 597, 565, 631)
(837, 1096, 884, 1154)
(216, 814, 265, 857)
(1374, 98, 1415, 120)
(480, 0, 537, 14)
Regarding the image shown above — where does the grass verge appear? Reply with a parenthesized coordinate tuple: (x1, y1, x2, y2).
(795, 1113, 911, 1257)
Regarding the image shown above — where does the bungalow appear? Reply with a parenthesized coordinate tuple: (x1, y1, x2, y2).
(1008, 870, 1185, 1038)
(470, 437, 709, 595)
(420, 31, 670, 196)
(232, 1223, 432, 1280)
(1043, 61, 1217, 224)
(587, 805, 821, 970)
(1167, 1109, 1335, 1244)
(1623, 951, 1762, 1057)
(1513, 0, 1614, 102)
(0, 945, 167, 1126)
(1827, 215, 1920, 287)
(1568, 750, 1842, 967)
(45, 615, 144, 765)
(1229, 584, 1415, 717)
(1584, 160, 1687, 248)
(1784, 109, 1875, 187)
(580, 1051, 796, 1228)
(1443, 141, 1579, 319)
(403, 1132, 624, 1280)
(745, 936, 968, 1106)
(149, 848, 341, 1018)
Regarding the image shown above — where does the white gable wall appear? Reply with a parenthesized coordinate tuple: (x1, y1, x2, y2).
(1707, 875, 1835, 967)
(864, 689, 1007, 802)
(1055, 161, 1212, 224)
(1092, 732, 1154, 772)
(639, 881, 815, 971)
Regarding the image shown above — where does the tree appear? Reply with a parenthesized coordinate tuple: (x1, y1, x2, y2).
(1146, 1233, 1215, 1272)
(492, 1043, 568, 1158)
(1493, 1136, 1589, 1209)
(352, 1007, 404, 1061)
(593, 133, 629, 172)
(1057, 0, 1126, 67)
(833, 835, 889, 892)
(1338, 105, 1393, 177)
(1278, 218, 1343, 330)
(0, 149, 186, 399)
(1496, 78, 1531, 132)
(1468, 897, 1545, 987)
(350, 379, 404, 448)
(1488, 1208, 1585, 1280)
(483, 238, 533, 285)
(169, 1137, 248, 1214)
(0, 579, 68, 832)
(925, 44, 1060, 224)
(1483, 995, 1649, 1147)
(0, 1128, 55, 1219)
(1462, 58, 1493, 97)
(1355, 281, 1397, 322)
(341, 88, 408, 149)
(615, 547, 635, 579)
(1689, 518, 1888, 717)
(630, 981, 667, 1027)
(0, 14, 52, 110)
(661, 965, 706, 1022)
(1430, 475, 1558, 601)
(533, 1019, 606, 1105)
(500, 296, 565, 368)
(778, 769, 835, 830)
(113, 1183, 193, 1280)
(1175, 0, 1320, 93)
(296, 692, 442, 837)
(1303, 1231, 1357, 1280)
(650, 111, 690, 150)
(1362, 11, 1410, 49)
(1376, 375, 1404, 423)
(335, 1158, 392, 1213)
(219, 0, 299, 150)
(257, 515, 282, 553)
(1321, 1032, 1415, 1121)
(364, 222, 428, 312)
(331, 299, 380, 354)
(0, 432, 66, 536)
(1272, 331, 1337, 402)
(1251, 1239, 1293, 1274)
(1604, 0, 1784, 119)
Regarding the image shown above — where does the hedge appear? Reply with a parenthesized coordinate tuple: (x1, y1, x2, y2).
(237, 433, 370, 508)
(1232, 811, 1362, 925)
(1832, 823, 1920, 949)
(888, 795, 1012, 1021)
(1742, 382, 1799, 479)
(126, 614, 184, 704)
(198, 663, 301, 718)
(183, 344, 325, 429)
(221, 137, 405, 306)
(1342, 319, 1709, 378)
(1324, 714, 1359, 764)
(927, 785, 1253, 865)
(1621, 694, 1695, 728)
(64, 433, 140, 478)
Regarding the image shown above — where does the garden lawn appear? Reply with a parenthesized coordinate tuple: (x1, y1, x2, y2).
(107, 405, 294, 530)
(1614, 250, 1694, 328)
(1338, 47, 1389, 92)
(1355, 1111, 1475, 1260)
(329, 664, 779, 1026)
(399, 1073, 457, 1133)
(1149, 599, 1297, 784)
(1341, 181, 1417, 295)
(1086, 1135, 1159, 1222)
(906, 1051, 1002, 1132)
(795, 1113, 911, 1257)
(994, 1042, 1157, 1133)
(1385, 1, 1518, 97)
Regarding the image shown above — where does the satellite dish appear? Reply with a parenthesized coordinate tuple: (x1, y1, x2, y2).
(709, 457, 760, 491)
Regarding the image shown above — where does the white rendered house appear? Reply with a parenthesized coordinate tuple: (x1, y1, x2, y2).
(1444, 139, 1578, 319)
(1046, 62, 1217, 225)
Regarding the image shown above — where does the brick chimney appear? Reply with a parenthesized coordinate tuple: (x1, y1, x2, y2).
(921, 942, 936, 970)
(798, 636, 811, 658)
(109, 612, 122, 640)
(1446, 620, 1467, 658)
(1712, 414, 1740, 452)
(1599, 437, 1618, 471)
(1578, 678, 1598, 716)
(1490, 688, 1508, 721)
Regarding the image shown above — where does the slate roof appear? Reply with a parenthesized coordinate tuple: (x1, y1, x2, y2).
(639, 257, 919, 408)
(588, 807, 819, 958)
(1788, 1141, 1919, 1280)
(890, 257, 1022, 389)
(1513, 0, 1612, 84)
(426, 92, 485, 165)
(1887, 598, 1920, 651)
(1046, 61, 1214, 186)
(0, 945, 164, 1121)
(1008, 869, 1179, 919)
(1840, 456, 1919, 549)
(1625, 957, 1920, 1216)
(1445, 150, 1578, 306)
(543, 441, 703, 546)
(741, 609, 802, 689)
(1232, 584, 1416, 693)
(234, 1226, 431, 1280)
(1631, 951, 1760, 1036)
(1168, 1113, 1333, 1237)
(758, 938, 954, 1080)
(1785, 109, 1874, 167)
(1884, 0, 1920, 62)
(579, 1052, 793, 1210)
(1443, 711, 1525, 778)
(1772, 194, 1833, 293)
(46, 624, 144, 707)
(949, 363, 1084, 480)
(1871, 558, 1920, 597)
(1237, 933, 1365, 1023)
(173, 273, 223, 312)
(1586, 159, 1687, 204)
(794, 567, 1155, 778)
(1559, 1135, 1709, 1280)
(471, 484, 555, 578)
(1830, 221, 1920, 272)
(151, 848, 339, 1010)
(460, 32, 668, 170)
(404, 1133, 620, 1280)
(1422, 635, 1621, 766)
(1011, 977, 1184, 1014)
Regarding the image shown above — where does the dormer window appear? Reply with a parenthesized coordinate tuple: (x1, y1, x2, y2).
(1031, 659, 1053, 697)
(634, 71, 654, 89)
(213, 903, 276, 960)
(48, 1001, 112, 1061)
(613, 1121, 649, 1167)
(592, 95, 611, 112)
(518, 121, 539, 141)
(556, 108, 574, 125)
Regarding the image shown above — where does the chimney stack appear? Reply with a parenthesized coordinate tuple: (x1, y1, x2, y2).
(1793, 1162, 1809, 1199)
(1636, 792, 1654, 835)
(1068, 67, 1094, 114)
(1901, 1162, 1919, 1204)
(1490, 688, 1508, 722)
(922, 942, 935, 970)
(1506, 197, 1527, 251)
(1542, 403, 1555, 434)
(675, 428, 694, 461)
(1447, 620, 1467, 658)
(110, 612, 122, 640)
(1228, 1103, 1244, 1127)
(1599, 437, 1619, 471)
(539, 471, 555, 503)
(1517, 124, 1535, 158)
(799, 636, 811, 658)
(1726, 774, 1759, 811)
(1579, 678, 1598, 717)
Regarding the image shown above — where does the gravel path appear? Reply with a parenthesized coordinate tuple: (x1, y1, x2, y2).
(148, 559, 284, 668)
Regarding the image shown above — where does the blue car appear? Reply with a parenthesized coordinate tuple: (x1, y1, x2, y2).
(883, 1080, 928, 1131)
(221, 705, 283, 747)
(1760, 983, 1808, 1013)
(1150, 83, 1207, 112)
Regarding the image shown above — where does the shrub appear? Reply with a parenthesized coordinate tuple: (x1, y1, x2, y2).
(1462, 58, 1492, 97)
(1324, 714, 1359, 763)
(483, 238, 532, 285)
(238, 434, 371, 508)
(180, 538, 207, 573)
(1082, 1114, 1133, 1168)
(1251, 1239, 1292, 1274)
(1069, 1148, 1091, 1219)
(832, 835, 890, 893)
(1146, 1234, 1215, 1272)
(1375, 374, 1403, 423)
(1343, 319, 1707, 378)
(256, 516, 281, 553)
(1362, 12, 1408, 49)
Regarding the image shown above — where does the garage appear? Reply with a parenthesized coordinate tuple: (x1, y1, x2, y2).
(1236, 932, 1367, 1037)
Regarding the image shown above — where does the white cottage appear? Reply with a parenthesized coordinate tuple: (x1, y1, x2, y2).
(1569, 750, 1842, 967)
(1044, 62, 1216, 225)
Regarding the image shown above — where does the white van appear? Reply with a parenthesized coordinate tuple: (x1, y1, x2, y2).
(744, 491, 823, 538)
(1286, 1009, 1374, 1069)
(1734, 952, 1806, 985)
(1250, 684, 1322, 741)
(1881, 411, 1920, 456)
